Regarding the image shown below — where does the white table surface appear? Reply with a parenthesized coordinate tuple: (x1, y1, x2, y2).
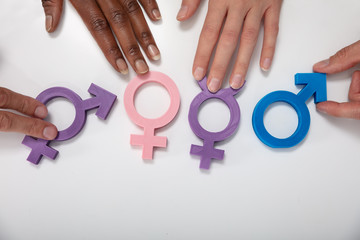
(1, 1, 360, 239)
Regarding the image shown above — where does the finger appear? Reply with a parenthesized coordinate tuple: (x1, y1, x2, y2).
(313, 40, 360, 74)
(349, 71, 360, 102)
(176, 0, 201, 21)
(120, 0, 160, 63)
(317, 101, 360, 120)
(70, 0, 129, 74)
(0, 87, 48, 119)
(207, 8, 245, 92)
(0, 111, 58, 140)
(260, 4, 281, 71)
(41, 0, 64, 32)
(138, 0, 161, 21)
(230, 9, 262, 89)
(192, 2, 227, 81)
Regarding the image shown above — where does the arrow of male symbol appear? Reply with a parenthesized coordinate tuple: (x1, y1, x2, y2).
(22, 84, 117, 164)
(252, 73, 327, 148)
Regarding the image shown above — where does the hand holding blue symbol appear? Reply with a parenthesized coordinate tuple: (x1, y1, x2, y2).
(22, 84, 117, 164)
(252, 73, 327, 148)
(188, 77, 243, 170)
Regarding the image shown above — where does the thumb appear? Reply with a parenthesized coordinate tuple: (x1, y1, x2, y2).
(176, 0, 201, 21)
(41, 0, 64, 33)
(313, 40, 360, 74)
(316, 101, 360, 120)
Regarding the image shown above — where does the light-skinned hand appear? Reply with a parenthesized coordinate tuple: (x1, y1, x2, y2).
(313, 40, 360, 120)
(0, 87, 58, 139)
(177, 0, 283, 92)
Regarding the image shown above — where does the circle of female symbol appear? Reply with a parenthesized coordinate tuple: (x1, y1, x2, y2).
(188, 77, 242, 170)
(124, 71, 180, 160)
(22, 84, 117, 164)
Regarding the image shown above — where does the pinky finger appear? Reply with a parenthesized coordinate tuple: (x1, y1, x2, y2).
(41, 0, 64, 32)
(0, 111, 58, 140)
(316, 101, 360, 120)
(260, 6, 281, 71)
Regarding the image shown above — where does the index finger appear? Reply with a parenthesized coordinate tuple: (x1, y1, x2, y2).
(0, 87, 48, 119)
(313, 40, 360, 74)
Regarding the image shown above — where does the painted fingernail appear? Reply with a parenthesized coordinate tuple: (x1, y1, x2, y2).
(194, 67, 205, 81)
(34, 106, 48, 119)
(261, 58, 272, 71)
(314, 59, 330, 69)
(316, 103, 327, 113)
(135, 59, 149, 74)
(43, 126, 57, 140)
(208, 77, 221, 93)
(230, 74, 244, 89)
(45, 15, 53, 32)
(176, 5, 188, 20)
(148, 44, 161, 60)
(152, 9, 162, 20)
(116, 58, 128, 75)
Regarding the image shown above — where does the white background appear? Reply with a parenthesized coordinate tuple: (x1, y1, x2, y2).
(1, 1, 360, 239)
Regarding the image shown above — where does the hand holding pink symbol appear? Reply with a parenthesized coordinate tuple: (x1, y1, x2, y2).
(124, 71, 180, 160)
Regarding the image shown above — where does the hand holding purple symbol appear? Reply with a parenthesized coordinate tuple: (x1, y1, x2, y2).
(188, 77, 243, 170)
(22, 84, 117, 164)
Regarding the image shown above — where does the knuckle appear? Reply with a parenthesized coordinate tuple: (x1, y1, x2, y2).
(0, 113, 12, 131)
(127, 44, 141, 56)
(334, 47, 350, 61)
(202, 24, 219, 41)
(109, 9, 128, 27)
(19, 98, 31, 114)
(263, 45, 276, 54)
(236, 61, 249, 72)
(140, 31, 152, 43)
(221, 30, 239, 46)
(89, 16, 109, 32)
(0, 88, 10, 108)
(122, 0, 140, 14)
(41, 0, 55, 8)
(107, 46, 121, 57)
(241, 27, 258, 42)
(26, 120, 42, 136)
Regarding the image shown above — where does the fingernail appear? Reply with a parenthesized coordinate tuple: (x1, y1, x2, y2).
(208, 77, 221, 93)
(148, 44, 161, 60)
(314, 59, 330, 69)
(176, 5, 188, 20)
(116, 58, 128, 75)
(230, 74, 244, 89)
(152, 9, 162, 20)
(34, 106, 48, 119)
(316, 103, 327, 113)
(135, 59, 149, 74)
(194, 67, 205, 81)
(43, 126, 57, 140)
(261, 58, 272, 71)
(46, 15, 53, 32)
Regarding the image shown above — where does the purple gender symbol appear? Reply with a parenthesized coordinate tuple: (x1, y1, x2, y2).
(22, 83, 117, 165)
(188, 77, 242, 170)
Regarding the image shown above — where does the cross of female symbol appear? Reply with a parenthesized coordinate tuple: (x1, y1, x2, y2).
(124, 71, 180, 160)
(22, 84, 117, 164)
(188, 77, 243, 170)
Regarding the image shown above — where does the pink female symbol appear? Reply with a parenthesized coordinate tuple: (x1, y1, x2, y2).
(124, 71, 180, 160)
(189, 77, 242, 169)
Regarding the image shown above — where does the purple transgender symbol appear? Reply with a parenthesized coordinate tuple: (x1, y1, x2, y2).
(22, 83, 117, 165)
(188, 77, 243, 170)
